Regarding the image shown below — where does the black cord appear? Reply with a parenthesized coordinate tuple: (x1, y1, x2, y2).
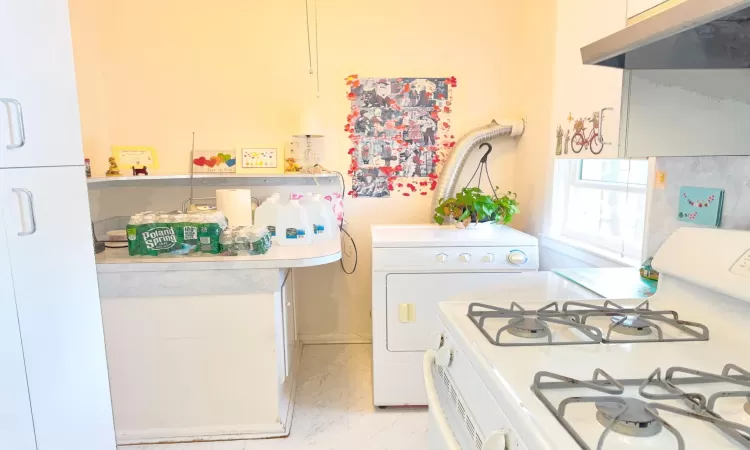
(334, 171, 357, 275)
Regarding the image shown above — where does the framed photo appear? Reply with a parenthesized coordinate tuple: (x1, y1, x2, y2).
(241, 148, 278, 169)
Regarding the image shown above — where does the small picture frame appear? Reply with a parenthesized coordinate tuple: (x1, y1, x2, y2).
(192, 150, 237, 173)
(111, 146, 159, 170)
(241, 148, 278, 169)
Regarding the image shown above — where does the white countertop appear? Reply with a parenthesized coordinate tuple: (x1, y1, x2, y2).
(95, 237, 341, 272)
(371, 223, 538, 248)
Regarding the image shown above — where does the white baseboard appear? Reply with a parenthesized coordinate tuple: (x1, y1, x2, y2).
(299, 333, 372, 344)
(116, 423, 287, 445)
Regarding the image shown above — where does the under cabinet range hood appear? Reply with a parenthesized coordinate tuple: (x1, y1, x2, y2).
(582, 0, 750, 69)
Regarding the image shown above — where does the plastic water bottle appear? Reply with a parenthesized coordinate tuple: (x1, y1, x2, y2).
(255, 195, 282, 244)
(279, 199, 311, 246)
(304, 194, 336, 241)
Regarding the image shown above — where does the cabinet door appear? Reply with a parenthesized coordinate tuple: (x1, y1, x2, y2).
(552, 0, 627, 159)
(0, 0, 85, 168)
(0, 183, 36, 450)
(1, 166, 116, 450)
(281, 270, 296, 378)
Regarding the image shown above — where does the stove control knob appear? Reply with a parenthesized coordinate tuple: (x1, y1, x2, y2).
(459, 253, 471, 263)
(482, 430, 509, 450)
(482, 253, 495, 263)
(507, 250, 528, 266)
(429, 333, 445, 350)
(436, 253, 448, 263)
(436, 347, 453, 367)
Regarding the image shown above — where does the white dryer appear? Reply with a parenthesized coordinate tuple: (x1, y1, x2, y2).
(371, 224, 598, 407)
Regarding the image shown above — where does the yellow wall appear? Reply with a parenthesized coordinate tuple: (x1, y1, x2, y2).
(512, 0, 558, 236)
(70, 0, 527, 341)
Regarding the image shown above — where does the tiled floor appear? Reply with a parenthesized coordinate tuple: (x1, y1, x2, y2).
(120, 344, 428, 450)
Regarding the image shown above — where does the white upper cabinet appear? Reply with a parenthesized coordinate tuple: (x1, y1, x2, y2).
(627, 0, 672, 21)
(552, 0, 628, 159)
(0, 0, 85, 169)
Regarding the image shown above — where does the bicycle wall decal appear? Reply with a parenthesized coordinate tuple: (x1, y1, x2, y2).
(555, 109, 610, 156)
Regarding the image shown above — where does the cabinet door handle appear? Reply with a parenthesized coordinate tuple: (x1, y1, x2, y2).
(12, 188, 36, 236)
(0, 98, 26, 149)
(600, 107, 614, 145)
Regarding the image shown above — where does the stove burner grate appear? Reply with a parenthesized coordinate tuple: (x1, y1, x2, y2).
(506, 317, 549, 339)
(610, 315, 653, 336)
(595, 398, 662, 437)
(532, 364, 750, 450)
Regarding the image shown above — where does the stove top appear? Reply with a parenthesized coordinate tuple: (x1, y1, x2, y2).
(533, 364, 750, 449)
(467, 299, 709, 346)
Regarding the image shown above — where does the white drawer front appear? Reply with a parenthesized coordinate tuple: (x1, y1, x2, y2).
(373, 246, 539, 272)
(437, 330, 529, 450)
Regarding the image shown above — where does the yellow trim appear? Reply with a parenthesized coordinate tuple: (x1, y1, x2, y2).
(627, 0, 686, 26)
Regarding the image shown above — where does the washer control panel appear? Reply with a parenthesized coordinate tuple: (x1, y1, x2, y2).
(372, 246, 539, 271)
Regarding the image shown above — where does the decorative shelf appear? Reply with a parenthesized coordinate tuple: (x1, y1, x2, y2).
(87, 172, 341, 188)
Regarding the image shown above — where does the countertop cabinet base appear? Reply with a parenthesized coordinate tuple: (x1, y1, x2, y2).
(99, 267, 300, 445)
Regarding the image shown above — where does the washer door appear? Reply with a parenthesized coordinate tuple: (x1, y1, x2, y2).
(386, 273, 513, 352)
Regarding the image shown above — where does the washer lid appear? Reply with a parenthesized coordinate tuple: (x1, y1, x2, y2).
(371, 224, 538, 248)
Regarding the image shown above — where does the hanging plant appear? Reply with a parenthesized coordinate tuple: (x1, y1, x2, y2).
(433, 187, 519, 227)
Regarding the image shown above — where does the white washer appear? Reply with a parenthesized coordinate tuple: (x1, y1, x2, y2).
(370, 224, 599, 406)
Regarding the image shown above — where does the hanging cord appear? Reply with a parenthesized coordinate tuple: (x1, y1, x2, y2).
(304, 0, 313, 75)
(335, 171, 357, 274)
(314, 0, 320, 96)
(621, 158, 632, 259)
(464, 143, 498, 198)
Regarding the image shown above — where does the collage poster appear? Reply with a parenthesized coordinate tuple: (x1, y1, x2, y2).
(345, 75, 457, 198)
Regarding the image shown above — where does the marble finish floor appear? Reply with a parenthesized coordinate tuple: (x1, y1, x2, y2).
(120, 344, 428, 450)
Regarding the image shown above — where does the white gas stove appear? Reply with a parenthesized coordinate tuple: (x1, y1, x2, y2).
(427, 228, 750, 450)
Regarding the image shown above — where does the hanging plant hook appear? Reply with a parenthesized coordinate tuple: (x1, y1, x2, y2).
(479, 142, 493, 163)
(465, 142, 498, 198)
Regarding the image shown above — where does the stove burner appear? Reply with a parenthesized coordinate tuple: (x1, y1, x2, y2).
(610, 315, 652, 336)
(506, 317, 549, 339)
(595, 398, 662, 437)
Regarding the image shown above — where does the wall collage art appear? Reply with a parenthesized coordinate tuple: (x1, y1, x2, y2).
(345, 75, 458, 198)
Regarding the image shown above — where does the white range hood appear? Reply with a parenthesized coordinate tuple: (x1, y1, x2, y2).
(582, 0, 750, 69)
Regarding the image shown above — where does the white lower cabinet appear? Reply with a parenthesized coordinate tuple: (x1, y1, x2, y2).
(1, 166, 116, 450)
(0, 183, 36, 450)
(99, 266, 299, 445)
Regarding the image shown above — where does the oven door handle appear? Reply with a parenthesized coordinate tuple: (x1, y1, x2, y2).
(424, 350, 462, 450)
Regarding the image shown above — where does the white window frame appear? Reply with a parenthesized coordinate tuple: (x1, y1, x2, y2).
(549, 159, 649, 264)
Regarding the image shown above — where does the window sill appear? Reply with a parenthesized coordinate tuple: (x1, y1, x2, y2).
(539, 234, 640, 269)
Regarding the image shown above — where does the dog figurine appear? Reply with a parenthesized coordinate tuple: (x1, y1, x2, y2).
(132, 166, 148, 176)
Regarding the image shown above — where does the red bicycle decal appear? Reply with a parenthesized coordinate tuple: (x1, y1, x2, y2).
(570, 112, 604, 155)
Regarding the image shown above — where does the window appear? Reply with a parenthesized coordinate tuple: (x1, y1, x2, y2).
(550, 159, 649, 262)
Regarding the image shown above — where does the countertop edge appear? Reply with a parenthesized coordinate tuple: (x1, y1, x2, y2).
(95, 240, 343, 273)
